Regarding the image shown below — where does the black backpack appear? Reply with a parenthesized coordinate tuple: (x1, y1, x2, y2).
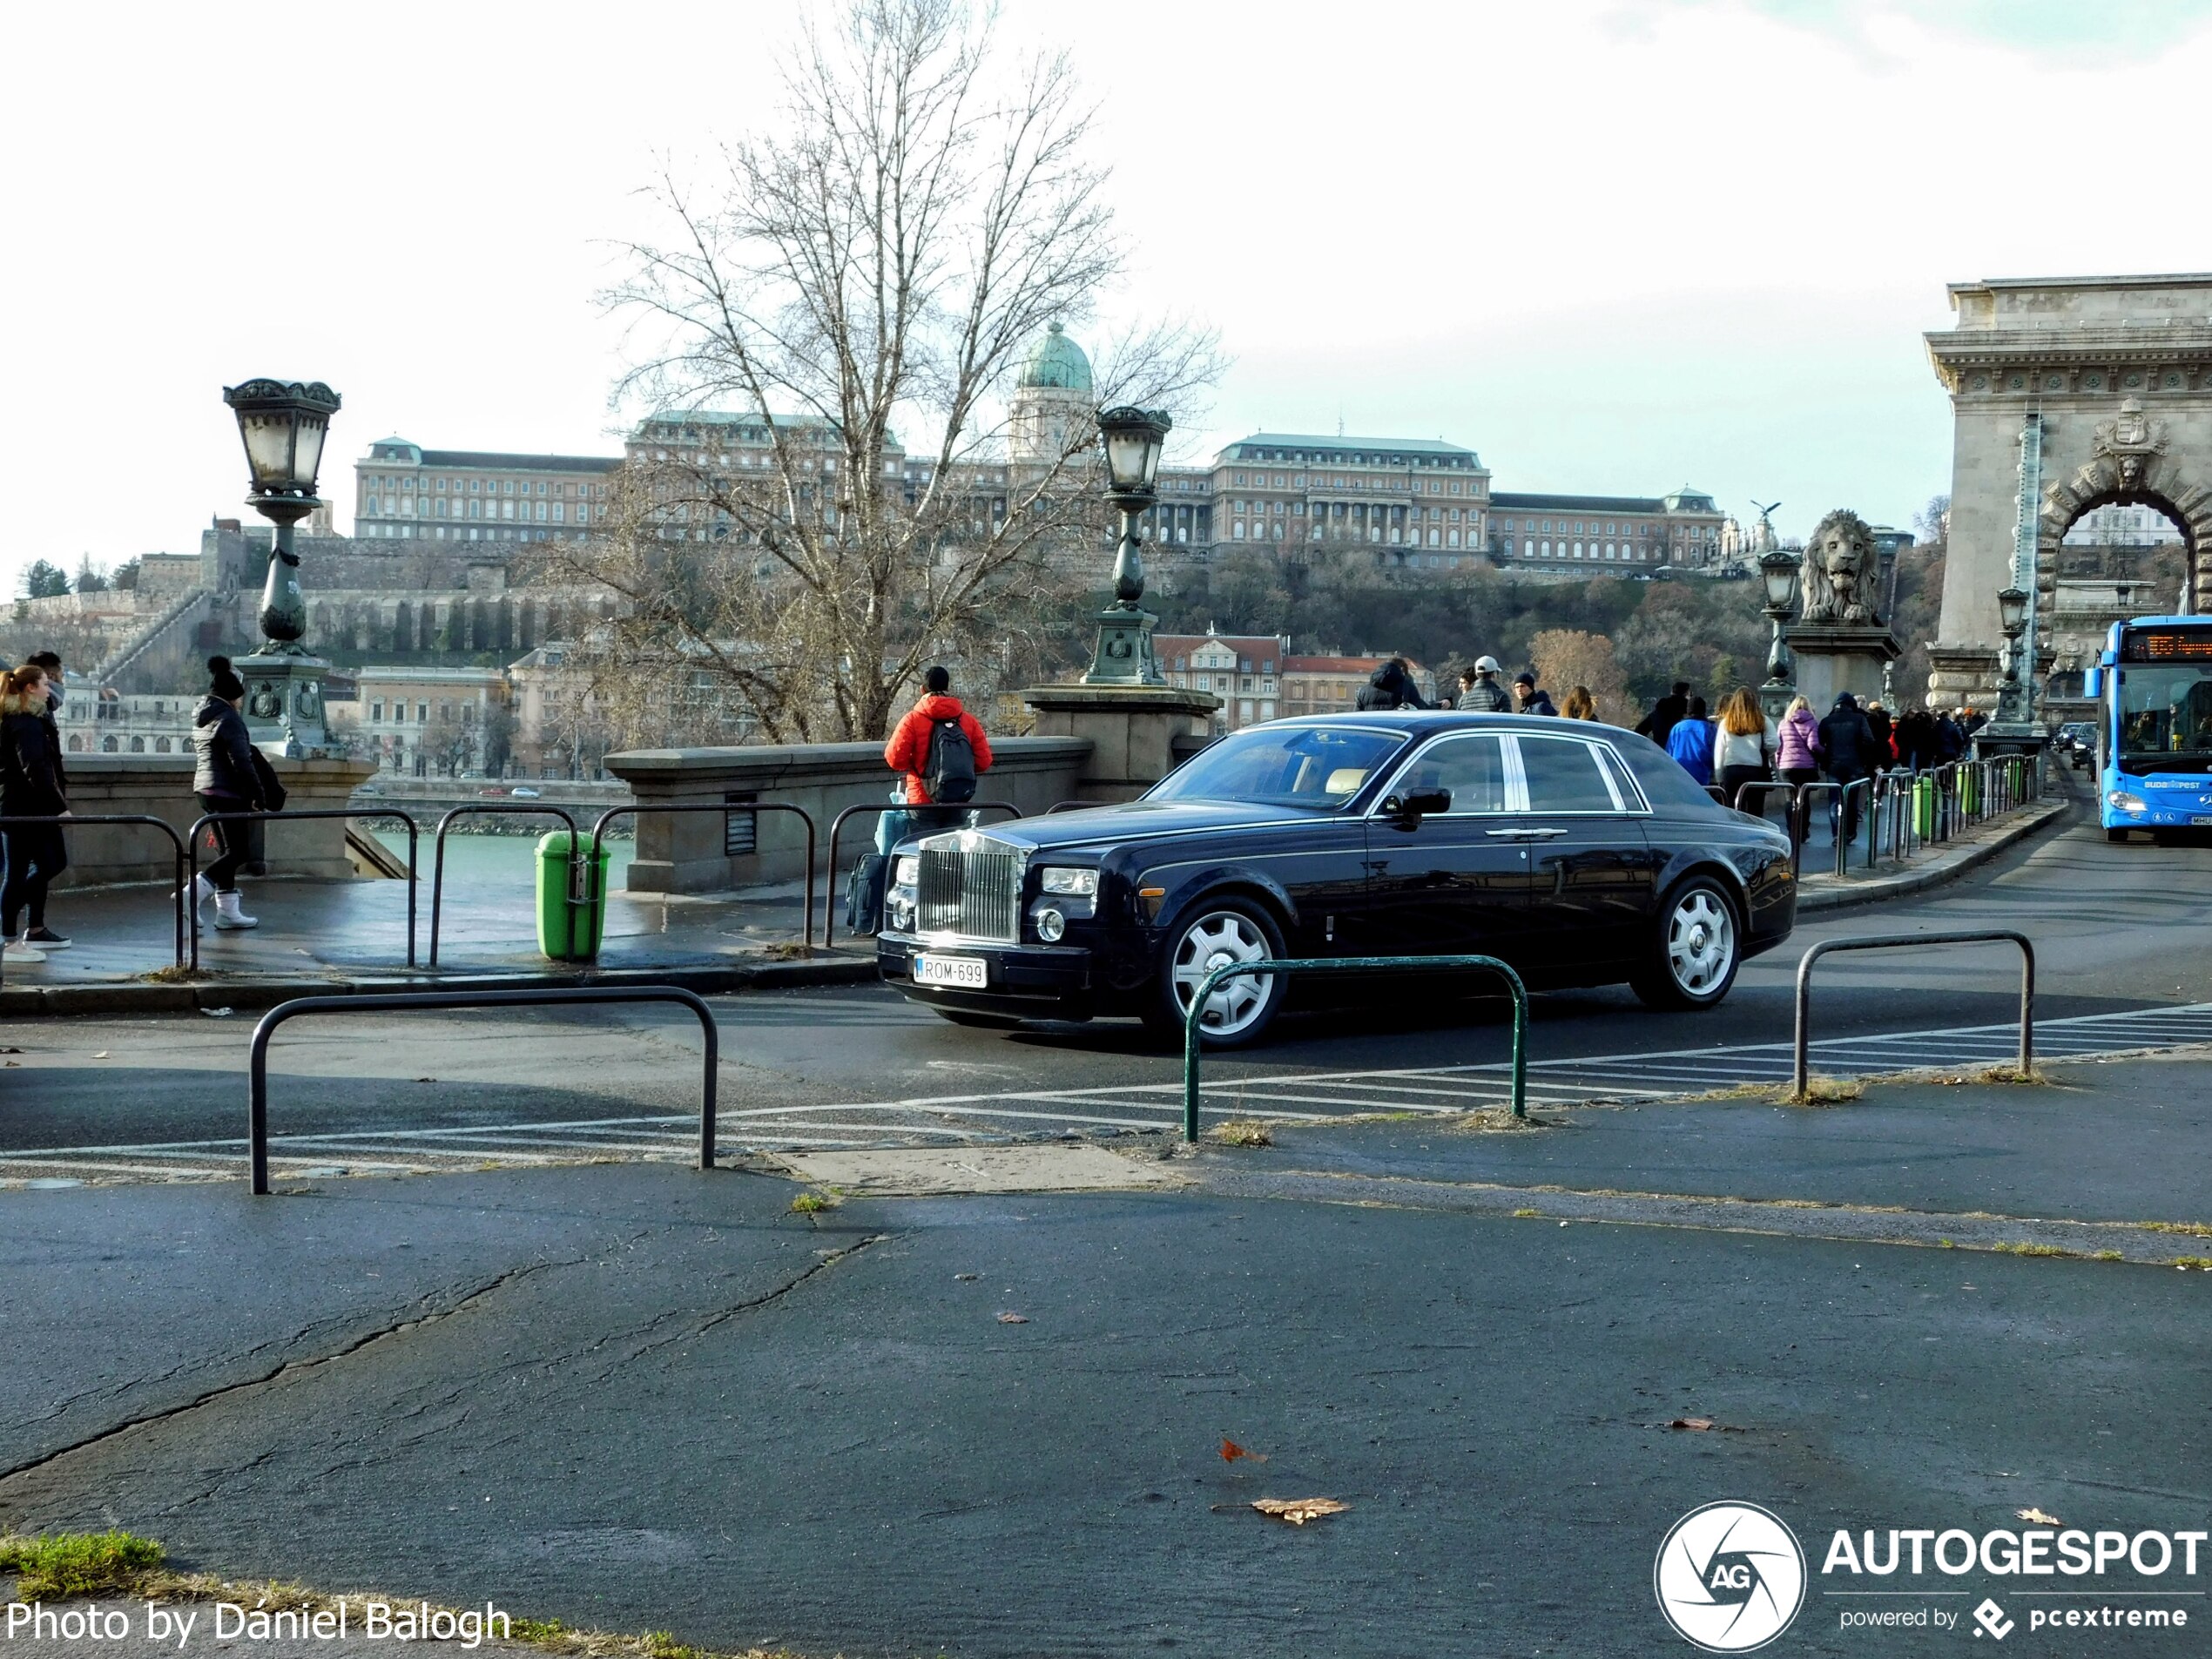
(921, 715, 977, 803)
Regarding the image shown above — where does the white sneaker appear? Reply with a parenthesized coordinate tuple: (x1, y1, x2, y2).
(3, 934, 46, 963)
(212, 891, 259, 931)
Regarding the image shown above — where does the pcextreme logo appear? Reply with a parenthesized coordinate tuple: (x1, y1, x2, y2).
(1655, 1501, 1809, 1653)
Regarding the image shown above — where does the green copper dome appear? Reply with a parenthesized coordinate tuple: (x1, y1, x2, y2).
(1017, 321, 1092, 394)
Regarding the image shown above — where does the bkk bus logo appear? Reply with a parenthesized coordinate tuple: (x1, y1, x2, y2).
(1655, 1502, 1808, 1652)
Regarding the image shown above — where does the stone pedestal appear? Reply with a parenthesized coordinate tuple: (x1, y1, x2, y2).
(1021, 684, 1221, 803)
(1785, 624, 1901, 713)
(239, 650, 334, 757)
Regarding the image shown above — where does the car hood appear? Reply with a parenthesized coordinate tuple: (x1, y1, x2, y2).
(961, 798, 1331, 854)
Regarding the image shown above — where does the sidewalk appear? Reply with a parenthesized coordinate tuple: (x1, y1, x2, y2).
(0, 798, 2069, 1016)
(4, 1054, 2209, 1657)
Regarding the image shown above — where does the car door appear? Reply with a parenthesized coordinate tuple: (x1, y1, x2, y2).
(1510, 732, 1655, 970)
(1361, 732, 1534, 959)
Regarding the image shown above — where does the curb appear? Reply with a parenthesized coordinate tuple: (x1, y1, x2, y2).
(1797, 798, 2072, 913)
(0, 952, 880, 1019)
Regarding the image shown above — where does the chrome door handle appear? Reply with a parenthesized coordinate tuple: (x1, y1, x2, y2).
(1485, 826, 1568, 840)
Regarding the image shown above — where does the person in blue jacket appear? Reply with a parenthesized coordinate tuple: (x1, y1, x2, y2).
(1666, 695, 1715, 786)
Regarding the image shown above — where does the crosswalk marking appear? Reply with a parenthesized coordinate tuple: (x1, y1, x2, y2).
(8, 1001, 2211, 1186)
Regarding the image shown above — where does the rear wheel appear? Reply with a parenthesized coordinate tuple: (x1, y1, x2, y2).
(1145, 900, 1287, 1049)
(1631, 877, 1741, 1010)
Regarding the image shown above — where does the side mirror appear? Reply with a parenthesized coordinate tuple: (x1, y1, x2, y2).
(1383, 786, 1453, 820)
(2084, 665, 2102, 698)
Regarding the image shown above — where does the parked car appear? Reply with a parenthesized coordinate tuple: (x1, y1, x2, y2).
(877, 712, 1798, 1048)
(511, 786, 543, 799)
(476, 786, 510, 798)
(2054, 721, 2095, 769)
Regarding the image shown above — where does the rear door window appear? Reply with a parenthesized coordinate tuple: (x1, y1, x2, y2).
(1517, 737, 1623, 813)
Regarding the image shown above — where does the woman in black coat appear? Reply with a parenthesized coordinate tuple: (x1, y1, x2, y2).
(189, 656, 265, 931)
(0, 663, 71, 954)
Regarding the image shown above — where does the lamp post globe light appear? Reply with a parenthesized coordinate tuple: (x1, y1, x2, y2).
(222, 377, 341, 753)
(1083, 405, 1171, 685)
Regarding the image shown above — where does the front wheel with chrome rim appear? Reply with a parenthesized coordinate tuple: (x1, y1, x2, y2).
(1146, 901, 1287, 1049)
(1631, 877, 1741, 1010)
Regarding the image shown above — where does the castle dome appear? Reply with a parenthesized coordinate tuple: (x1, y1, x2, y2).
(1017, 321, 1092, 395)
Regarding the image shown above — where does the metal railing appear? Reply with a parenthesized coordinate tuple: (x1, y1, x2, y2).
(427, 804, 578, 968)
(1181, 954, 1528, 1141)
(185, 807, 423, 972)
(821, 800, 1024, 948)
(1791, 929, 2033, 1102)
(246, 985, 719, 1195)
(583, 803, 817, 954)
(0, 813, 189, 988)
(1791, 779, 1872, 879)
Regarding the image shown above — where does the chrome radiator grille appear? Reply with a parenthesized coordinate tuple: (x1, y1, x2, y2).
(916, 842, 1022, 941)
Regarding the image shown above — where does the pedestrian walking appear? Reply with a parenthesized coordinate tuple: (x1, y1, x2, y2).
(1712, 687, 1773, 810)
(1816, 691, 1878, 844)
(189, 656, 266, 931)
(1510, 672, 1558, 717)
(1359, 657, 1433, 711)
(1666, 696, 1716, 786)
(1894, 708, 1935, 772)
(1776, 693, 1820, 845)
(1635, 680, 1691, 742)
(1, 664, 70, 960)
(1864, 700, 1892, 763)
(1454, 656, 1510, 711)
(1935, 708, 1967, 764)
(1561, 685, 1600, 721)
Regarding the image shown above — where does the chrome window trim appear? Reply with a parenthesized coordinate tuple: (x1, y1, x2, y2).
(1364, 730, 1521, 818)
(1509, 732, 1651, 819)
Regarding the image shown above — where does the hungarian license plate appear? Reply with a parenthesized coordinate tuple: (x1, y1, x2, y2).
(2192, 816, 2212, 826)
(914, 954, 988, 989)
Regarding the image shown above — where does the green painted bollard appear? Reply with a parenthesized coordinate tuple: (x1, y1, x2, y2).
(1181, 954, 1528, 1142)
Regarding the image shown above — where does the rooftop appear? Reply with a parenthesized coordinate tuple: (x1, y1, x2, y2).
(1492, 489, 1722, 516)
(1220, 433, 1482, 467)
(361, 438, 621, 474)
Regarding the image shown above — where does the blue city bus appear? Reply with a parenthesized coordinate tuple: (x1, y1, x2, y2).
(2085, 617, 2212, 839)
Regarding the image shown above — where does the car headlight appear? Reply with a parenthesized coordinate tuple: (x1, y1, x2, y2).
(1039, 867, 1098, 897)
(893, 854, 919, 889)
(2108, 791, 2147, 815)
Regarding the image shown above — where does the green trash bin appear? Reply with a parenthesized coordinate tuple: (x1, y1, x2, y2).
(536, 831, 608, 961)
(1912, 775, 1937, 840)
(1959, 766, 1981, 817)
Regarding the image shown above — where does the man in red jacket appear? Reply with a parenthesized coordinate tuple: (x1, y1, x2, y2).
(879, 666, 993, 849)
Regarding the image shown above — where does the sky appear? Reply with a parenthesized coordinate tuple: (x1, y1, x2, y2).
(6, 0, 2212, 597)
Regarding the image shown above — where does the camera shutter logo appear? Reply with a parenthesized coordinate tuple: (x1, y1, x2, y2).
(1654, 1501, 1806, 1652)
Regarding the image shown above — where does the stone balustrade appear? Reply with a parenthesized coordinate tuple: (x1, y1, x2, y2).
(601, 737, 1093, 894)
(30, 755, 380, 889)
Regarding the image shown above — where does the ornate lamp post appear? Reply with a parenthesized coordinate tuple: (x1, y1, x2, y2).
(1993, 583, 2030, 723)
(222, 377, 341, 753)
(1757, 546, 1798, 721)
(1083, 405, 1171, 685)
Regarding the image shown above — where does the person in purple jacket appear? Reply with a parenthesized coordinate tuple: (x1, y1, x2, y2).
(1775, 694, 1820, 845)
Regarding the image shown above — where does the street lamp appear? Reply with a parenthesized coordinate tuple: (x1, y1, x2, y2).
(1993, 583, 2030, 724)
(1084, 405, 1171, 685)
(1757, 546, 1798, 719)
(222, 377, 341, 752)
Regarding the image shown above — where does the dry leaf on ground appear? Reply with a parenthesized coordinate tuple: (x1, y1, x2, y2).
(1252, 1497, 1348, 1525)
(1668, 1417, 1746, 1433)
(2017, 1507, 2064, 1527)
(996, 1312, 1028, 1324)
(1220, 1439, 1270, 1464)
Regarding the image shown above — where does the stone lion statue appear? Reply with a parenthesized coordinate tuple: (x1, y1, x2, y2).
(1798, 508, 1881, 626)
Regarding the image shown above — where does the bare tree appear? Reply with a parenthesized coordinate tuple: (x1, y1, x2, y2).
(1528, 628, 1636, 725)
(546, 0, 1219, 744)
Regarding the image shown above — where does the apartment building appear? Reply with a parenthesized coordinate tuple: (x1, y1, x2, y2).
(334, 665, 507, 776)
(1279, 654, 1437, 717)
(1201, 433, 1491, 569)
(1157, 628, 1290, 731)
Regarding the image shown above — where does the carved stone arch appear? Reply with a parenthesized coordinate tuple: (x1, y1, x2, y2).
(2039, 460, 2212, 614)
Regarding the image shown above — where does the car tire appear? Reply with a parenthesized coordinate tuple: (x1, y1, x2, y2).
(1144, 900, 1287, 1049)
(1631, 876, 1741, 1011)
(932, 1008, 1024, 1030)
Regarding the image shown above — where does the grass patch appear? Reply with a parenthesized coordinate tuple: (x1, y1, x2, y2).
(1782, 1077, 1865, 1105)
(1977, 1064, 2054, 1086)
(2146, 1221, 2212, 1238)
(1511, 1207, 1542, 1218)
(2094, 1250, 2125, 1262)
(1447, 1107, 1550, 1132)
(788, 1190, 837, 1214)
(759, 942, 813, 961)
(2172, 1257, 2212, 1271)
(1995, 1242, 2069, 1258)
(140, 964, 207, 984)
(1209, 1120, 1274, 1148)
(0, 1531, 165, 1597)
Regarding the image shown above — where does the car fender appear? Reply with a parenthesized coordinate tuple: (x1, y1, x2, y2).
(1145, 865, 1299, 941)
(1649, 847, 1754, 914)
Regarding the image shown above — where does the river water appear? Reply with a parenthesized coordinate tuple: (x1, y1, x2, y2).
(372, 829, 637, 889)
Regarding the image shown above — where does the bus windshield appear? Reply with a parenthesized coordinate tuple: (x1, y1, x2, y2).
(2117, 661, 2212, 774)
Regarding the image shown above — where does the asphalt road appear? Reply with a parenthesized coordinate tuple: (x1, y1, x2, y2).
(3, 810, 2207, 1170)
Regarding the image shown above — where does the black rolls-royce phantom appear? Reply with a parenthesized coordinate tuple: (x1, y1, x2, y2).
(877, 712, 1797, 1047)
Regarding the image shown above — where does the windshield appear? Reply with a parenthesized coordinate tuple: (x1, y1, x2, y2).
(1147, 724, 1406, 809)
(2116, 663, 2212, 775)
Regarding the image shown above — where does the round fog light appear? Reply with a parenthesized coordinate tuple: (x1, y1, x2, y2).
(1036, 907, 1066, 942)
